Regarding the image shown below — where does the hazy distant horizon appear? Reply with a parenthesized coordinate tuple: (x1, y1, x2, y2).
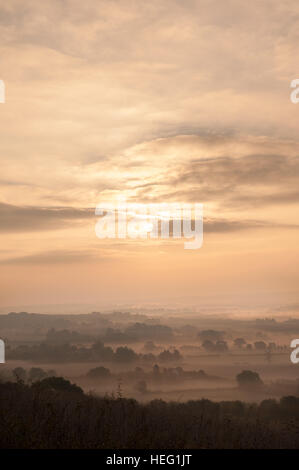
(1, 298, 299, 319)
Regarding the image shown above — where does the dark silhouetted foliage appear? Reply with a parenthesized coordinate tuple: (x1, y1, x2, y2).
(236, 370, 263, 389)
(31, 377, 83, 395)
(87, 366, 111, 379)
(1, 379, 299, 448)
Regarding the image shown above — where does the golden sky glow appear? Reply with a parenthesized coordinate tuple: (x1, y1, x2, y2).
(0, 0, 299, 310)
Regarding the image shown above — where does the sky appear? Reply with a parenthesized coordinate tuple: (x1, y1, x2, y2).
(0, 0, 299, 311)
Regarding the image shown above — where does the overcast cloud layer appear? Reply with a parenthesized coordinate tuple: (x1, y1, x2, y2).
(0, 0, 299, 307)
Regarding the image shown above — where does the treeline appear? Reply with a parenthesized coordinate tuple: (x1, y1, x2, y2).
(7, 340, 182, 364)
(197, 330, 284, 353)
(46, 323, 173, 344)
(86, 364, 222, 384)
(1, 378, 299, 448)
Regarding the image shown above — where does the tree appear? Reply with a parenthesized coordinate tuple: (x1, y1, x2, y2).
(158, 349, 182, 362)
(91, 340, 105, 354)
(28, 367, 47, 383)
(115, 346, 138, 362)
(198, 330, 224, 342)
(202, 340, 215, 352)
(87, 366, 111, 379)
(234, 338, 246, 349)
(214, 340, 228, 353)
(280, 396, 299, 414)
(91, 341, 114, 361)
(254, 341, 267, 351)
(236, 370, 263, 389)
(32, 376, 83, 394)
(12, 367, 27, 383)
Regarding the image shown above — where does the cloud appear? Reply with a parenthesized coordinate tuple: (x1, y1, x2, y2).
(0, 202, 93, 232)
(117, 134, 299, 211)
(165, 153, 299, 208)
(0, 0, 298, 307)
(0, 198, 295, 245)
(0, 249, 101, 265)
(204, 218, 299, 233)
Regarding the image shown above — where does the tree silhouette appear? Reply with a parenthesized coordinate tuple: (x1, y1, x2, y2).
(236, 370, 263, 389)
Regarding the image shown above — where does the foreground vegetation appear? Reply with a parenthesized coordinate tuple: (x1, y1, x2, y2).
(1, 377, 299, 448)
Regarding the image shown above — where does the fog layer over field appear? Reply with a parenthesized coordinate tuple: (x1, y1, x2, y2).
(1, 309, 299, 403)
